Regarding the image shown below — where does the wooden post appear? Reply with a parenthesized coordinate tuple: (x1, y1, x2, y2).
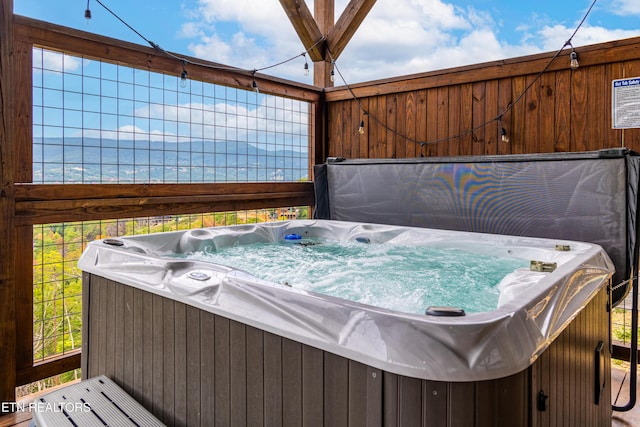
(312, 0, 334, 166)
(0, 0, 17, 410)
(314, 0, 334, 89)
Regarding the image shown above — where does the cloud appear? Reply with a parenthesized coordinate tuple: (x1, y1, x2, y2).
(77, 96, 309, 151)
(611, 0, 640, 15)
(537, 24, 640, 51)
(335, 2, 514, 82)
(177, 0, 640, 84)
(34, 49, 82, 72)
(181, 0, 302, 71)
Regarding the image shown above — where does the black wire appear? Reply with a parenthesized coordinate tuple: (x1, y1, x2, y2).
(332, 0, 599, 149)
(92, 0, 599, 149)
(94, 0, 157, 49)
(93, 0, 324, 79)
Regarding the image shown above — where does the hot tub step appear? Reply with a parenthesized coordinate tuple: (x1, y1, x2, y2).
(30, 375, 164, 427)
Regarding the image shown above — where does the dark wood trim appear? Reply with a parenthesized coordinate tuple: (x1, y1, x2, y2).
(612, 342, 640, 363)
(0, 0, 17, 409)
(15, 351, 82, 386)
(14, 226, 33, 372)
(13, 36, 34, 377)
(14, 182, 315, 224)
(313, 92, 328, 168)
(15, 182, 313, 201)
(324, 36, 640, 101)
(13, 16, 322, 104)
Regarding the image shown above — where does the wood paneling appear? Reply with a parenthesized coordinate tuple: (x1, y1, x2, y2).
(529, 285, 612, 426)
(324, 36, 640, 102)
(84, 275, 611, 426)
(326, 37, 640, 158)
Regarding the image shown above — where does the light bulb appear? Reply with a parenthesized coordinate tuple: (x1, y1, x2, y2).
(501, 128, 509, 143)
(330, 69, 335, 83)
(252, 80, 259, 94)
(180, 70, 188, 88)
(304, 62, 309, 76)
(84, 0, 92, 22)
(358, 120, 365, 135)
(570, 51, 579, 70)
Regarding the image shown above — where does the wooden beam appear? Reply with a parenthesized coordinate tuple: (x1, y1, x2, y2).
(0, 0, 17, 411)
(278, 0, 325, 62)
(14, 183, 315, 225)
(16, 351, 82, 386)
(326, 0, 376, 60)
(15, 182, 313, 201)
(14, 16, 321, 103)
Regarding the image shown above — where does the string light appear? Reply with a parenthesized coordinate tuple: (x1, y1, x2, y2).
(89, 0, 324, 94)
(497, 117, 509, 143)
(88, 0, 597, 151)
(501, 127, 509, 143)
(325, 0, 597, 150)
(303, 54, 310, 76)
(358, 119, 365, 135)
(180, 61, 188, 88)
(570, 48, 579, 70)
(84, 0, 92, 22)
(252, 71, 260, 94)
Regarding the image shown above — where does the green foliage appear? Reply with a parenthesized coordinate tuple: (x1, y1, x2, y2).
(611, 307, 640, 343)
(32, 208, 311, 364)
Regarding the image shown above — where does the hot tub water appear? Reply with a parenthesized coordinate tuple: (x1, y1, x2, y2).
(177, 238, 529, 314)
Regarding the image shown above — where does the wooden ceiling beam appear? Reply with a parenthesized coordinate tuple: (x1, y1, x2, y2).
(326, 0, 376, 60)
(278, 0, 325, 62)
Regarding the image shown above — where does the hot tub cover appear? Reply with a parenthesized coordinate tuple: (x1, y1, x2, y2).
(78, 220, 614, 382)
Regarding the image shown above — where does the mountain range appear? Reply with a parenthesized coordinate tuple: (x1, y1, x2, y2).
(32, 137, 309, 183)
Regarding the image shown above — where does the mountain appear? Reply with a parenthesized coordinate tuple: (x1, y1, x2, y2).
(33, 137, 309, 183)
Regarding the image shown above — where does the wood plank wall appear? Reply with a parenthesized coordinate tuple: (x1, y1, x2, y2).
(82, 275, 611, 426)
(325, 37, 640, 159)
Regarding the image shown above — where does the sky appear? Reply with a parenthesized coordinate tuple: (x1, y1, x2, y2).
(14, 0, 640, 84)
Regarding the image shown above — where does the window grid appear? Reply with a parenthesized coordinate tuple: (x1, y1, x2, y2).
(32, 47, 310, 184)
(611, 296, 639, 350)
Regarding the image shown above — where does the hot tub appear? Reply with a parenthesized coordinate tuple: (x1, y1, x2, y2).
(79, 220, 614, 426)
